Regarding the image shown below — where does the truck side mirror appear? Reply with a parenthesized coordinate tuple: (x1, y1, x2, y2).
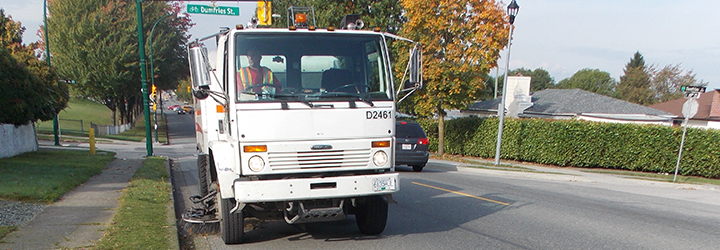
(188, 46, 218, 101)
(396, 43, 423, 104)
(188, 46, 212, 88)
(408, 43, 422, 89)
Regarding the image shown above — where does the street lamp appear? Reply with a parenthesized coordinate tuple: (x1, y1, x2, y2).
(149, 12, 184, 143)
(494, 0, 519, 166)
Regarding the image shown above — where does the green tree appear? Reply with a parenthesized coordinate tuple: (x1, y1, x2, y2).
(147, 2, 191, 92)
(398, 0, 508, 154)
(616, 51, 653, 104)
(175, 77, 193, 104)
(555, 68, 616, 96)
(507, 67, 555, 92)
(0, 9, 68, 126)
(651, 64, 707, 103)
(48, 0, 188, 125)
(0, 9, 23, 49)
(268, 0, 405, 33)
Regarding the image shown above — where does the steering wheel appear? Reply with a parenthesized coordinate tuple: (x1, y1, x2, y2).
(246, 83, 282, 93)
(331, 84, 370, 94)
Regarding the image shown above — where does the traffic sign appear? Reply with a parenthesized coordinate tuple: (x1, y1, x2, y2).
(681, 98, 699, 119)
(681, 85, 706, 98)
(187, 4, 239, 16)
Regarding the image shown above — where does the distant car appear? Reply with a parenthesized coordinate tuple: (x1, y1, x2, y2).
(167, 104, 181, 110)
(174, 106, 186, 114)
(182, 105, 193, 114)
(395, 121, 429, 172)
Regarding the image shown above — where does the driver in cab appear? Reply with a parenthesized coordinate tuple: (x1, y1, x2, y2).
(237, 49, 281, 95)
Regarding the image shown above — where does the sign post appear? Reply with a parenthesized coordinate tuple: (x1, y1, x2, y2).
(673, 97, 699, 182)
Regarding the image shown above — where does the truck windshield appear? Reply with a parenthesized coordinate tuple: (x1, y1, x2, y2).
(235, 32, 392, 103)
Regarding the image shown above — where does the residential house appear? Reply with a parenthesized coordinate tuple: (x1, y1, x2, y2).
(650, 89, 720, 129)
(465, 88, 675, 126)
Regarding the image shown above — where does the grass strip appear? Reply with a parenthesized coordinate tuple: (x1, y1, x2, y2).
(0, 226, 16, 241)
(432, 154, 562, 174)
(95, 157, 173, 250)
(581, 169, 720, 186)
(0, 149, 115, 203)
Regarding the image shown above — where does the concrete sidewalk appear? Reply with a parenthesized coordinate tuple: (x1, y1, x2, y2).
(429, 157, 720, 207)
(0, 140, 145, 250)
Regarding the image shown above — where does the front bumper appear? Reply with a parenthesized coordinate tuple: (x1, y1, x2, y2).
(233, 172, 399, 203)
(395, 151, 429, 166)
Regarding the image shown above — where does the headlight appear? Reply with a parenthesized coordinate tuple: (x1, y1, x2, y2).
(372, 151, 388, 166)
(248, 156, 265, 172)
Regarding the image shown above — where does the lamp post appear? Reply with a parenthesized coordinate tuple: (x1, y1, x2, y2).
(494, 0, 519, 166)
(135, 0, 153, 156)
(149, 12, 174, 143)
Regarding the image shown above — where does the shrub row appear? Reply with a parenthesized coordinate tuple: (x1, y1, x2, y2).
(416, 117, 720, 179)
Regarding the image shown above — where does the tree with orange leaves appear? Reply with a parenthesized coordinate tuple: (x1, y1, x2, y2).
(396, 0, 509, 154)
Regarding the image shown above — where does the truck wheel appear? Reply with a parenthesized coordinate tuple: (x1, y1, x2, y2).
(197, 154, 210, 196)
(355, 195, 388, 235)
(218, 191, 244, 244)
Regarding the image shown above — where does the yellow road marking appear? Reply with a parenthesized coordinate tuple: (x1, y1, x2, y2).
(412, 181, 510, 206)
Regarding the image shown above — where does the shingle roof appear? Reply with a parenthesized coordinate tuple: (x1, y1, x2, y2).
(650, 89, 720, 119)
(469, 88, 673, 116)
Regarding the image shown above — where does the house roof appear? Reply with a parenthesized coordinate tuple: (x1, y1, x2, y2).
(650, 89, 720, 120)
(469, 88, 673, 116)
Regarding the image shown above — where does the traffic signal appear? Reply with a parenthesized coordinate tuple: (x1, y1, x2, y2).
(150, 84, 158, 100)
(187, 86, 191, 93)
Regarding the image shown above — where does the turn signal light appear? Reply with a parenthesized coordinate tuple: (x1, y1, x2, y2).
(372, 141, 390, 148)
(243, 145, 267, 152)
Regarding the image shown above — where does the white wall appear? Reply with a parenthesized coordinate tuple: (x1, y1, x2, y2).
(0, 123, 38, 159)
(706, 120, 720, 130)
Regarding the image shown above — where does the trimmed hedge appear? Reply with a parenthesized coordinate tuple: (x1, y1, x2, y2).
(417, 117, 720, 179)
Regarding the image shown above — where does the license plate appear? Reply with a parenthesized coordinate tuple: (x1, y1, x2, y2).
(373, 177, 396, 191)
(402, 144, 412, 150)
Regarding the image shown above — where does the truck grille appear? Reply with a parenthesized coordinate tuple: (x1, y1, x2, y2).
(268, 148, 371, 171)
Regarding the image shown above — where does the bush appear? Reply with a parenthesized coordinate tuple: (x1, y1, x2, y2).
(0, 46, 68, 126)
(417, 117, 720, 179)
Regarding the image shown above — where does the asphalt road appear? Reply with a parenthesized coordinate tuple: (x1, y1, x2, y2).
(161, 107, 720, 250)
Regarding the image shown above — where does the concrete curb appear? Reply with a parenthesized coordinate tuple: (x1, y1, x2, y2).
(166, 158, 180, 250)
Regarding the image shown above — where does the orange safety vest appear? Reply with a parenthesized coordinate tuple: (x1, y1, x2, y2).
(238, 66, 274, 92)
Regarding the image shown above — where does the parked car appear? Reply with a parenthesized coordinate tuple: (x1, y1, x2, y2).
(395, 121, 429, 172)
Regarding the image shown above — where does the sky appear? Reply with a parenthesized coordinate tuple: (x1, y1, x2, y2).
(2, 0, 719, 91)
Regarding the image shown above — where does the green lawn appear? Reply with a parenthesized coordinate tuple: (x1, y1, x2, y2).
(36, 98, 112, 136)
(95, 157, 174, 250)
(0, 149, 115, 203)
(36, 97, 167, 143)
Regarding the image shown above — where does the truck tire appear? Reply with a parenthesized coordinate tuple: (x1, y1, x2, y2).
(355, 195, 388, 235)
(218, 191, 244, 244)
(197, 154, 210, 196)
